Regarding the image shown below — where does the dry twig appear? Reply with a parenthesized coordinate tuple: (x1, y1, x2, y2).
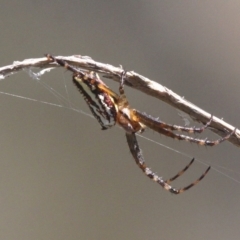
(0, 55, 239, 147)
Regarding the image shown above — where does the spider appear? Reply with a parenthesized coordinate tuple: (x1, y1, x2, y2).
(46, 54, 235, 194)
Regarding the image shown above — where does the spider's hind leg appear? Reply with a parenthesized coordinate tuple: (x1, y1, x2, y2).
(165, 158, 195, 184)
(125, 132, 210, 194)
(46, 54, 83, 76)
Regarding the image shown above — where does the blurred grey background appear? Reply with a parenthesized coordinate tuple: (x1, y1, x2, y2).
(0, 1, 240, 239)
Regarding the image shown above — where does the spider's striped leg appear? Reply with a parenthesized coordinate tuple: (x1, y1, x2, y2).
(134, 113, 235, 147)
(125, 132, 210, 194)
(157, 127, 235, 146)
(165, 158, 195, 184)
(133, 110, 213, 134)
(175, 165, 210, 193)
(46, 54, 87, 77)
(47, 54, 120, 99)
(118, 70, 127, 95)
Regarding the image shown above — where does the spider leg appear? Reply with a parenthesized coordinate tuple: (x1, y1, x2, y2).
(125, 132, 210, 194)
(165, 158, 195, 183)
(157, 126, 235, 146)
(46, 54, 86, 77)
(132, 110, 235, 146)
(133, 110, 213, 134)
(119, 70, 127, 95)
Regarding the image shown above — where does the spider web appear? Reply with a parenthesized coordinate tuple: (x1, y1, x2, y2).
(0, 68, 239, 185)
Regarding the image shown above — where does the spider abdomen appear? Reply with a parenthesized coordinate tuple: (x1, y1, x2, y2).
(73, 74, 117, 130)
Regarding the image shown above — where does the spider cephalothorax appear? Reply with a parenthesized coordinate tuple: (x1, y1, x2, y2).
(46, 54, 235, 194)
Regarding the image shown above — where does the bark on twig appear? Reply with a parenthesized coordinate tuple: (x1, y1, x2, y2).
(0, 55, 239, 147)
